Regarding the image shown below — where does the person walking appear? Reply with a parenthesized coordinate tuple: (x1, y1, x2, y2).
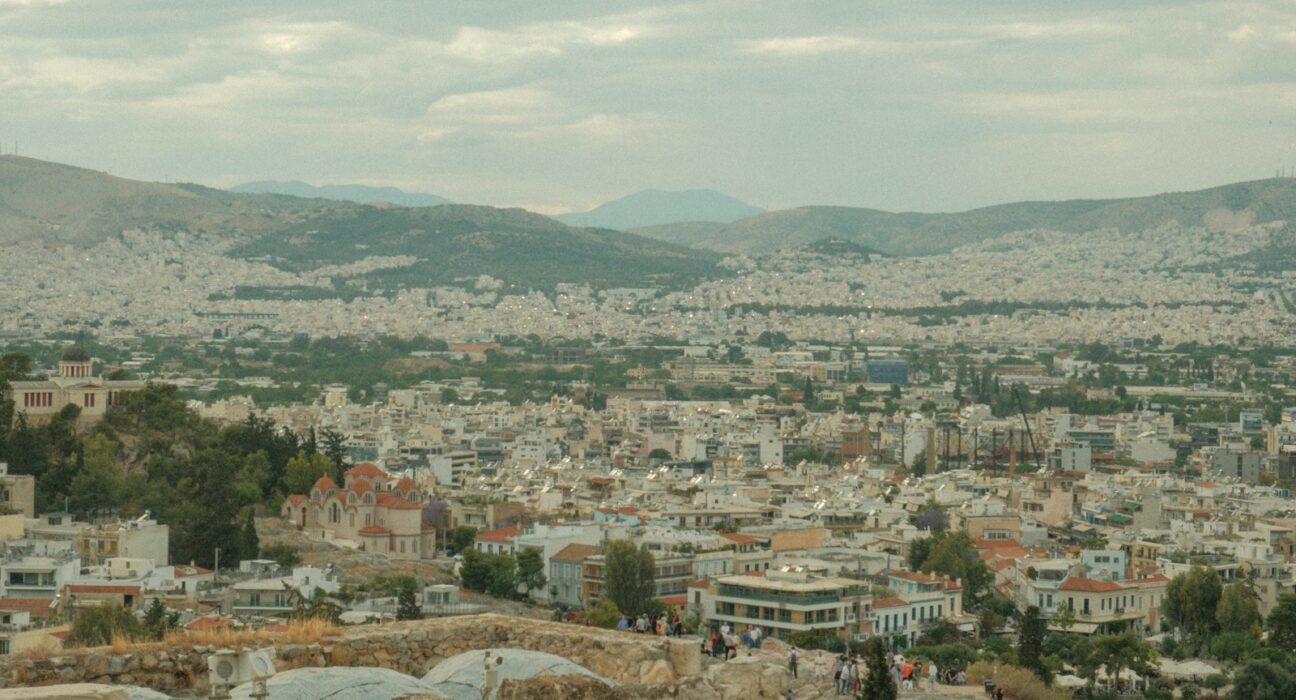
(928, 661, 939, 690)
(788, 646, 799, 679)
(831, 655, 845, 695)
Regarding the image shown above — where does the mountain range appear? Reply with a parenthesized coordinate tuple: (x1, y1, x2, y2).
(230, 180, 452, 207)
(0, 156, 722, 290)
(556, 189, 762, 230)
(632, 180, 1296, 255)
(0, 156, 339, 246)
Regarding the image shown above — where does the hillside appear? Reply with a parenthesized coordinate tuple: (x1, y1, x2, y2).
(230, 180, 452, 207)
(556, 189, 762, 230)
(227, 204, 724, 291)
(0, 156, 334, 246)
(0, 156, 725, 291)
(634, 179, 1296, 255)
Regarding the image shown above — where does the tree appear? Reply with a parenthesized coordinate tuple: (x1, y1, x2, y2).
(915, 531, 993, 609)
(1216, 581, 1260, 636)
(396, 581, 423, 621)
(586, 596, 621, 628)
(459, 549, 492, 591)
(67, 604, 144, 647)
(445, 526, 478, 556)
(288, 587, 341, 624)
(486, 553, 519, 599)
(237, 509, 260, 562)
(907, 536, 935, 571)
(914, 502, 948, 535)
(516, 548, 547, 595)
(1090, 632, 1156, 691)
(803, 377, 815, 405)
(1230, 660, 1295, 700)
(142, 598, 179, 640)
(1052, 604, 1076, 632)
(1265, 593, 1296, 650)
(858, 635, 897, 700)
(1165, 566, 1223, 643)
(318, 427, 349, 479)
(261, 543, 302, 568)
(68, 433, 124, 520)
(1019, 605, 1050, 683)
(603, 540, 655, 616)
(280, 451, 335, 495)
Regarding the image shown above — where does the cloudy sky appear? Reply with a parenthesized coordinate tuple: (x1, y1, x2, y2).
(3, 0, 1296, 214)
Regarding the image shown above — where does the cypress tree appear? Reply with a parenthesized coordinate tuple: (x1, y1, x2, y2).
(858, 636, 896, 700)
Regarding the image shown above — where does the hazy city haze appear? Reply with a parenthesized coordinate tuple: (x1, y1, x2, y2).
(3, 1, 1296, 213)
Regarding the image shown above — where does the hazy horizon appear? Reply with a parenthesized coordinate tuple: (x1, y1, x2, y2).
(4, 1, 1295, 215)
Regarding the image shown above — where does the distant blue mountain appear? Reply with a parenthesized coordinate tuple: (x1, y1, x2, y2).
(230, 180, 451, 207)
(556, 189, 762, 230)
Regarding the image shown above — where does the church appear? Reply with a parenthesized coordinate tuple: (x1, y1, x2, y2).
(4, 344, 145, 423)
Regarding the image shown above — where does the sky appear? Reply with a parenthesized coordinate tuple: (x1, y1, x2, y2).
(3, 0, 1296, 214)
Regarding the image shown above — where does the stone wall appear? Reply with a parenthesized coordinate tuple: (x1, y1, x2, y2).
(0, 615, 700, 695)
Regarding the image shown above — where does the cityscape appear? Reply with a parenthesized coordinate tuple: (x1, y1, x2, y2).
(2, 2, 1296, 700)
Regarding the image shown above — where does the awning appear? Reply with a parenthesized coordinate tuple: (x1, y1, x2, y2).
(1049, 621, 1100, 634)
(1108, 514, 1133, 525)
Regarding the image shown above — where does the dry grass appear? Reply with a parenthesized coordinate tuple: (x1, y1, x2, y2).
(966, 661, 1071, 700)
(16, 643, 60, 661)
(164, 617, 339, 648)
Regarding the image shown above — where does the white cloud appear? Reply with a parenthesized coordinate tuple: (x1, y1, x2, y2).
(740, 34, 862, 56)
(439, 17, 650, 63)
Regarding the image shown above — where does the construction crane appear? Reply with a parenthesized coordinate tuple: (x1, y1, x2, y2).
(1012, 385, 1042, 471)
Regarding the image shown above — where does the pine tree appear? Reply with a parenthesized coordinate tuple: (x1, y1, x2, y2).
(857, 636, 896, 700)
(397, 583, 423, 621)
(1019, 605, 1050, 683)
(143, 597, 173, 640)
(238, 509, 260, 562)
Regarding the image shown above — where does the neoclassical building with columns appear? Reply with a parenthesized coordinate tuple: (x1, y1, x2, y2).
(4, 345, 144, 424)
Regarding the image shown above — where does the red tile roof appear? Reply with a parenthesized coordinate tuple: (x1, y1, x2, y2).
(552, 543, 598, 563)
(1059, 577, 1123, 593)
(394, 477, 416, 492)
(348, 480, 372, 495)
(720, 532, 759, 545)
(873, 597, 908, 608)
(475, 525, 520, 543)
(375, 494, 422, 510)
(286, 495, 306, 507)
(345, 463, 386, 479)
(359, 526, 391, 535)
(312, 476, 338, 493)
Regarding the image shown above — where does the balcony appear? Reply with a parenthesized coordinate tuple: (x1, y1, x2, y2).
(715, 589, 843, 606)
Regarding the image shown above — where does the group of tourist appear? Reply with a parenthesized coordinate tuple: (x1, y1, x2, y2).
(829, 651, 966, 695)
(829, 654, 862, 694)
(615, 612, 686, 636)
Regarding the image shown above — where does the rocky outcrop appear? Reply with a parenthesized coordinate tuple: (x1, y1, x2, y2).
(0, 615, 700, 695)
(0, 685, 129, 700)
